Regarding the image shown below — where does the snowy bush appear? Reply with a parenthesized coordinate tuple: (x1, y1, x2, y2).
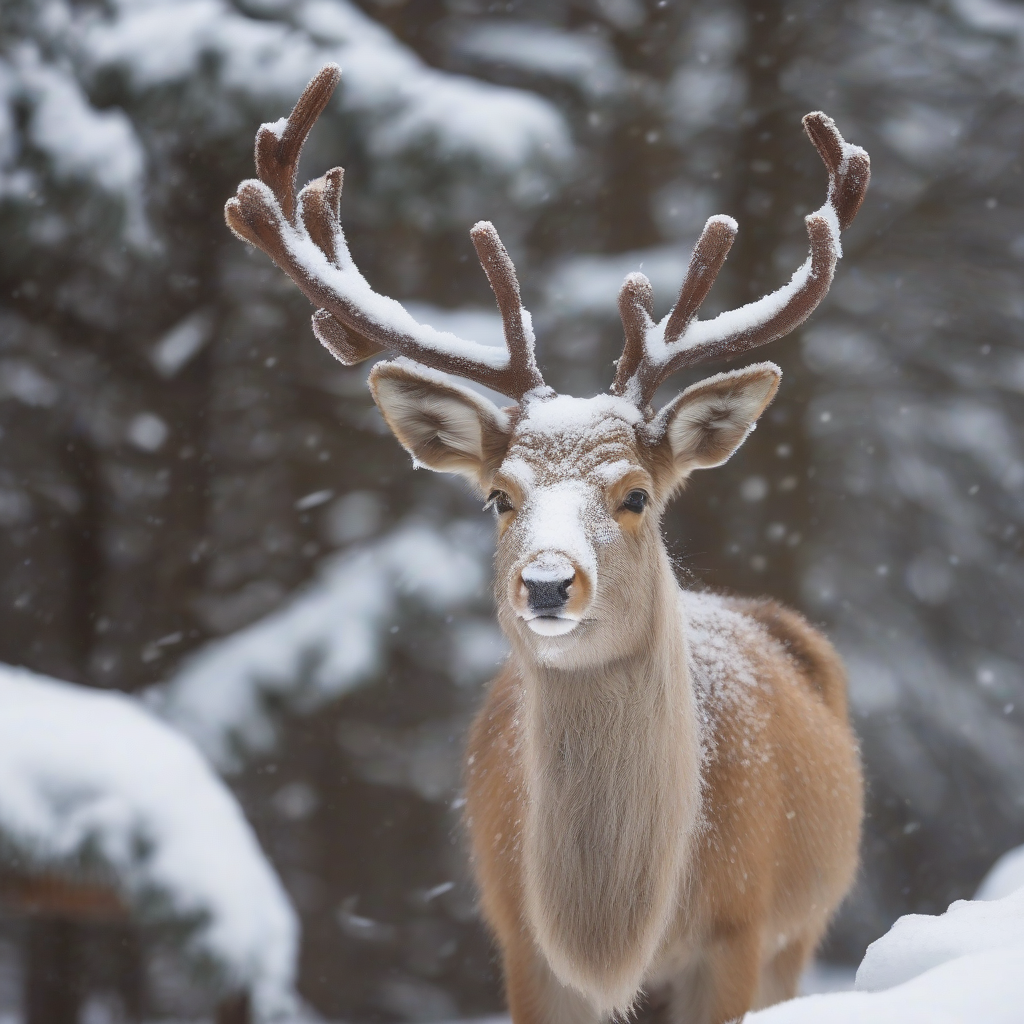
(0, 663, 298, 1019)
(156, 517, 502, 771)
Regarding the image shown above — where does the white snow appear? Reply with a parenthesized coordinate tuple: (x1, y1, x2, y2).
(545, 244, 691, 319)
(856, 887, 1024, 992)
(680, 590, 766, 764)
(517, 392, 643, 433)
(155, 519, 494, 770)
(82, 0, 570, 172)
(150, 309, 214, 378)
(976, 844, 1024, 900)
(8, 44, 144, 197)
(279, 207, 517, 372)
(750, 947, 1024, 1023)
(747, 870, 1024, 1022)
(0, 664, 298, 1019)
(3, 0, 570, 236)
(455, 22, 624, 100)
(0, 43, 148, 238)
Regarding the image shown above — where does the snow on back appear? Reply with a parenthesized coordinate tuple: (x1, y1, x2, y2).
(680, 590, 769, 759)
(0, 664, 297, 1019)
(156, 519, 492, 770)
(976, 844, 1024, 901)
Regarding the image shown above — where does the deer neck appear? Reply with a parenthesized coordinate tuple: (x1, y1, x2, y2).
(513, 545, 703, 1012)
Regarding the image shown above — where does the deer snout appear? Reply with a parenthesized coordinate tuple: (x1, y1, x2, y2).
(516, 554, 589, 637)
(523, 565, 575, 611)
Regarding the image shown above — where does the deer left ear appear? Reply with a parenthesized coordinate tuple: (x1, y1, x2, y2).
(652, 363, 781, 473)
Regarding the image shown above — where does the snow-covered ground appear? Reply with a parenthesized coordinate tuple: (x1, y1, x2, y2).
(747, 844, 1024, 1023)
(0, 664, 298, 1019)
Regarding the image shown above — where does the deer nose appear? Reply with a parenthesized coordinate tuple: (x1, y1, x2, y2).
(522, 555, 576, 612)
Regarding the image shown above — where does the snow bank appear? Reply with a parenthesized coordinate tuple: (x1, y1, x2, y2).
(750, 946, 1024, 1023)
(0, 664, 297, 1020)
(856, 887, 1024, 992)
(157, 519, 495, 770)
(749, 874, 1024, 1022)
(975, 843, 1024, 900)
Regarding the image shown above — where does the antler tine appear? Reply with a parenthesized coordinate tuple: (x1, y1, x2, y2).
(255, 63, 341, 225)
(611, 217, 736, 401)
(663, 216, 738, 346)
(470, 222, 545, 398)
(613, 273, 655, 405)
(225, 67, 549, 403)
(612, 112, 869, 410)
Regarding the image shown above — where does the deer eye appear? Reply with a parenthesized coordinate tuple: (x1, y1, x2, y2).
(485, 490, 514, 515)
(620, 489, 648, 514)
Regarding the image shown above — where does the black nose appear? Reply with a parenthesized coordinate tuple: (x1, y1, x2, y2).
(524, 574, 574, 611)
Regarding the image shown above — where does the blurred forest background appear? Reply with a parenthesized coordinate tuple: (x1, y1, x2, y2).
(3, 0, 1024, 1019)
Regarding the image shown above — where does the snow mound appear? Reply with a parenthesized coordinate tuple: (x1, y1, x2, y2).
(157, 519, 493, 770)
(0, 664, 297, 1020)
(975, 844, 1024, 901)
(750, 946, 1024, 1023)
(749, 885, 1024, 1022)
(856, 887, 1024, 991)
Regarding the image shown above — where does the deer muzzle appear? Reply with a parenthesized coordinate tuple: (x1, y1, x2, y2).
(516, 553, 589, 636)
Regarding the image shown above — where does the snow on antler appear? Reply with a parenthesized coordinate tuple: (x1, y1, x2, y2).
(225, 64, 548, 402)
(612, 112, 870, 410)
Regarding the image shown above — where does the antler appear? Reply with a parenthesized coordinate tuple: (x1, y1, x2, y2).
(611, 112, 870, 410)
(225, 65, 548, 402)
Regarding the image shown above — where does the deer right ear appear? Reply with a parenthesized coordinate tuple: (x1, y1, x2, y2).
(369, 361, 513, 488)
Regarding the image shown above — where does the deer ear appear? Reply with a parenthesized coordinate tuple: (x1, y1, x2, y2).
(369, 361, 513, 487)
(654, 363, 781, 473)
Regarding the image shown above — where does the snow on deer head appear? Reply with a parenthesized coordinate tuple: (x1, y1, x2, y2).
(225, 64, 869, 670)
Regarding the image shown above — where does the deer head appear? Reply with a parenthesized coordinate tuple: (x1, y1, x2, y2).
(226, 65, 869, 671)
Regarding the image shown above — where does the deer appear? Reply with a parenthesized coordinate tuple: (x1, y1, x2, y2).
(226, 65, 869, 1023)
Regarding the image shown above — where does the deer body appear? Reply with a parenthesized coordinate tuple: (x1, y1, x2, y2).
(468, 588, 861, 1022)
(457, 396, 862, 1023)
(227, 66, 870, 1023)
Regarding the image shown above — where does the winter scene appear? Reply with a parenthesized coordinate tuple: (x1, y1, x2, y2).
(1, 0, 1024, 1021)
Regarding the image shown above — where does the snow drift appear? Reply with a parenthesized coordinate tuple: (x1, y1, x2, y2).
(0, 663, 298, 1019)
(748, 846, 1024, 1023)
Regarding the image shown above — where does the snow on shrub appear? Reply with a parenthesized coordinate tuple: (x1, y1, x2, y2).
(156, 518, 498, 771)
(1, 0, 570, 215)
(0, 663, 298, 1019)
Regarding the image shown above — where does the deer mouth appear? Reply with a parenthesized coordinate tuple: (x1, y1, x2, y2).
(522, 613, 581, 637)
